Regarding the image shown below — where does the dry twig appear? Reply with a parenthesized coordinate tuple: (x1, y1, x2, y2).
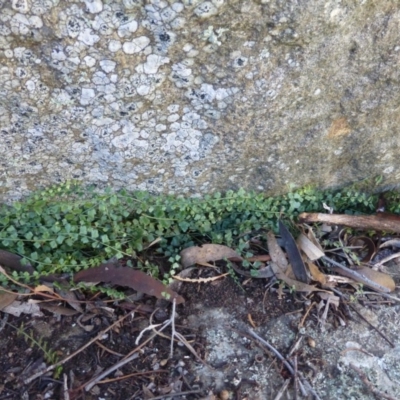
(349, 363, 397, 400)
(23, 311, 135, 385)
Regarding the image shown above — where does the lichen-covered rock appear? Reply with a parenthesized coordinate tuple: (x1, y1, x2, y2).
(0, 0, 400, 200)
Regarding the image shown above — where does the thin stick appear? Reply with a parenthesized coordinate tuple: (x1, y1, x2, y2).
(349, 363, 397, 400)
(84, 328, 167, 391)
(149, 389, 204, 400)
(170, 298, 176, 358)
(63, 373, 69, 400)
(373, 252, 400, 269)
(346, 303, 395, 348)
(23, 311, 134, 385)
(97, 370, 168, 385)
(273, 379, 290, 400)
(244, 327, 322, 400)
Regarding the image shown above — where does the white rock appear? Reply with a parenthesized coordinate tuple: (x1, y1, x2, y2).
(122, 36, 150, 54)
(26, 80, 36, 92)
(100, 59, 116, 73)
(12, 0, 30, 13)
(156, 124, 167, 132)
(108, 40, 122, 52)
(137, 85, 150, 96)
(83, 56, 96, 67)
(194, 2, 218, 18)
(83, 0, 103, 14)
(168, 114, 180, 122)
(161, 7, 176, 23)
(4, 49, 14, 58)
(171, 2, 184, 12)
(118, 20, 138, 37)
(142, 54, 170, 74)
(29, 16, 43, 28)
(80, 88, 95, 105)
(183, 43, 193, 52)
(14, 13, 31, 26)
(78, 29, 100, 46)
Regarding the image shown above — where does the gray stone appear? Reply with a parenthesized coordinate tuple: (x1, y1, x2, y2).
(0, 0, 400, 200)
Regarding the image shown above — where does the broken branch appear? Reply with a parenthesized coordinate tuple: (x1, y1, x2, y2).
(299, 212, 400, 233)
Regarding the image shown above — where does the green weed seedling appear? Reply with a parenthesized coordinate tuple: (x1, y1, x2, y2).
(10, 322, 63, 379)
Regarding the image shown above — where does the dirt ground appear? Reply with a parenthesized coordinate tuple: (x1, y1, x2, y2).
(2, 259, 400, 400)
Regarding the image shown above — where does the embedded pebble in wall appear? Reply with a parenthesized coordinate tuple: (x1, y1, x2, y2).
(92, 71, 109, 85)
(156, 124, 167, 132)
(168, 114, 180, 122)
(83, 56, 97, 67)
(232, 56, 248, 68)
(160, 7, 177, 23)
(25, 80, 36, 92)
(78, 29, 100, 46)
(168, 104, 180, 113)
(170, 17, 186, 29)
(117, 19, 138, 37)
(66, 16, 83, 38)
(12, 0, 30, 13)
(100, 60, 116, 73)
(108, 40, 122, 52)
(83, 0, 103, 14)
(80, 88, 96, 106)
(122, 36, 151, 54)
(139, 54, 170, 74)
(194, 2, 218, 18)
(171, 2, 185, 12)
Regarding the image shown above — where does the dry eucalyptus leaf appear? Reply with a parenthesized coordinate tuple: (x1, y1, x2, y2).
(33, 284, 55, 294)
(180, 244, 240, 268)
(55, 287, 84, 313)
(297, 233, 325, 261)
(307, 261, 327, 285)
(305, 226, 325, 252)
(74, 263, 184, 304)
(0, 290, 18, 311)
(353, 267, 395, 293)
(270, 264, 327, 293)
(2, 300, 43, 317)
(38, 303, 79, 316)
(266, 231, 288, 272)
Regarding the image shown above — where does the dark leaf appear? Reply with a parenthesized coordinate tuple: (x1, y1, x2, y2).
(279, 221, 309, 283)
(74, 263, 184, 304)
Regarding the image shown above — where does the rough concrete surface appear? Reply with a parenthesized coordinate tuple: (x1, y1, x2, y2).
(188, 302, 400, 399)
(1, 0, 400, 200)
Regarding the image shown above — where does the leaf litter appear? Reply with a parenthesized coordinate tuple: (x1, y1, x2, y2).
(1, 209, 400, 398)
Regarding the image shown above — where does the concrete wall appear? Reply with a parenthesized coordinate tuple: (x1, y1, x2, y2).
(1, 0, 400, 200)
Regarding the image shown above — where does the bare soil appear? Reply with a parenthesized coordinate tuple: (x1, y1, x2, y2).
(1, 264, 400, 400)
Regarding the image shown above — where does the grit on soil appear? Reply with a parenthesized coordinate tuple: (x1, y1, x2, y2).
(1, 263, 400, 400)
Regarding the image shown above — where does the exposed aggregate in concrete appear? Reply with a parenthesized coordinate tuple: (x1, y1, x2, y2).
(1, 1, 400, 199)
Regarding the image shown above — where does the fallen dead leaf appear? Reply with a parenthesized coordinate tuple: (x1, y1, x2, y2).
(270, 262, 328, 293)
(38, 303, 79, 316)
(297, 233, 325, 261)
(2, 300, 43, 317)
(74, 263, 184, 304)
(180, 244, 240, 268)
(307, 261, 327, 285)
(0, 290, 18, 311)
(33, 284, 55, 294)
(55, 287, 84, 313)
(266, 231, 288, 272)
(352, 266, 395, 292)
